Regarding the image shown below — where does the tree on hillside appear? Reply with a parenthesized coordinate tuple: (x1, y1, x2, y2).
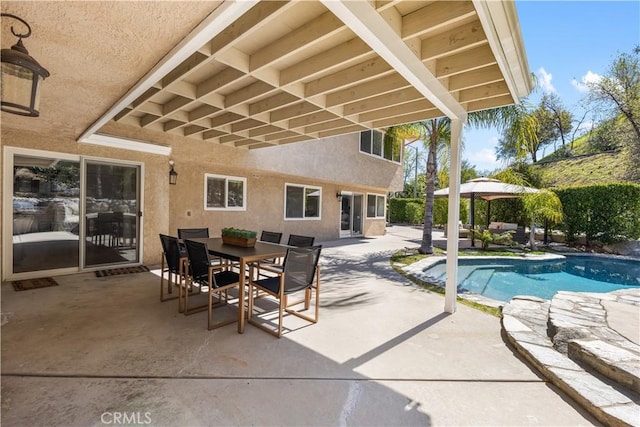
(586, 47, 640, 143)
(540, 93, 574, 150)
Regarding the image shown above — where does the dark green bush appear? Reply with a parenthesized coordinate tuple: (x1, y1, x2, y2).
(554, 183, 640, 244)
(389, 197, 468, 225)
(405, 202, 423, 225)
(389, 198, 423, 223)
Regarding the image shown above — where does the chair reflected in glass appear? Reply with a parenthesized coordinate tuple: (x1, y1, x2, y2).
(183, 239, 241, 330)
(248, 245, 321, 338)
(159, 234, 187, 309)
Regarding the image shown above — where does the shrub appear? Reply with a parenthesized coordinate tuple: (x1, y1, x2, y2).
(405, 202, 423, 225)
(554, 183, 640, 244)
(470, 229, 514, 250)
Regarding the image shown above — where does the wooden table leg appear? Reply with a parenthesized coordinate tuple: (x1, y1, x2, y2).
(238, 259, 245, 333)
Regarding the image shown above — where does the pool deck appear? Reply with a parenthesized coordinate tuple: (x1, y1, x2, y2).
(1, 225, 636, 426)
(401, 230, 640, 426)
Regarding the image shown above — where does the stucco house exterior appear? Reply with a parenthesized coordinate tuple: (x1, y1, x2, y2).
(1, 1, 531, 285)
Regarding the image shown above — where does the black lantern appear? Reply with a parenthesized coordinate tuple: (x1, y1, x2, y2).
(169, 160, 178, 185)
(336, 192, 343, 201)
(1, 13, 50, 117)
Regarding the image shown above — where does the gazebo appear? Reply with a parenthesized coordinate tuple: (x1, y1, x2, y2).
(434, 177, 540, 244)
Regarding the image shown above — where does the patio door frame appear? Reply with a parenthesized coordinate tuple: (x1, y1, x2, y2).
(339, 192, 363, 238)
(2, 146, 145, 281)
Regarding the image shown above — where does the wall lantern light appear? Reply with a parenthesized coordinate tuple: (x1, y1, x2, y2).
(169, 160, 178, 185)
(336, 192, 343, 201)
(1, 13, 50, 117)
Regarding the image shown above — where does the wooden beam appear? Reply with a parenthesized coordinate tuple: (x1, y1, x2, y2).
(343, 87, 424, 116)
(325, 73, 410, 107)
(305, 57, 393, 97)
(250, 11, 345, 71)
(270, 102, 321, 122)
(458, 81, 509, 103)
(402, 1, 476, 39)
(196, 68, 245, 99)
(436, 44, 496, 78)
(448, 64, 503, 91)
(225, 81, 275, 107)
(280, 37, 372, 85)
(249, 92, 299, 116)
(421, 20, 487, 61)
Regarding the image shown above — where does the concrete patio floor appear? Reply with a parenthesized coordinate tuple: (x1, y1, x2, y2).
(1, 226, 598, 426)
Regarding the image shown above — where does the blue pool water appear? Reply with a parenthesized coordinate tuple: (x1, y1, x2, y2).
(422, 255, 640, 302)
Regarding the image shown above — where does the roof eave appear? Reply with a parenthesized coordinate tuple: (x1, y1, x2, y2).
(472, 0, 533, 103)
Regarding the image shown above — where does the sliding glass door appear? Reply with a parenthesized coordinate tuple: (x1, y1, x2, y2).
(84, 160, 141, 268)
(11, 153, 81, 273)
(5, 148, 142, 279)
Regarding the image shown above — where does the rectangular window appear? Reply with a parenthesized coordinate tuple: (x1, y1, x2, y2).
(366, 194, 386, 218)
(360, 130, 401, 163)
(285, 183, 321, 220)
(205, 174, 246, 210)
(360, 130, 372, 153)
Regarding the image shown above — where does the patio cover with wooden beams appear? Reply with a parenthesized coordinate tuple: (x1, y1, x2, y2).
(80, 0, 531, 313)
(80, 0, 531, 151)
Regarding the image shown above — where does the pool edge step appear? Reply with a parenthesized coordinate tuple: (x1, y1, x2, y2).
(502, 294, 640, 427)
(568, 339, 640, 394)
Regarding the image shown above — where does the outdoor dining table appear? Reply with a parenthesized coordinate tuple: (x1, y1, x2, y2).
(189, 237, 289, 333)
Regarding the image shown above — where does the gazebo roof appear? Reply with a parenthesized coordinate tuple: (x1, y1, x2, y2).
(434, 177, 540, 201)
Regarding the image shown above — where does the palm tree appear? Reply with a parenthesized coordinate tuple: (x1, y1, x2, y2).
(388, 101, 539, 254)
(388, 119, 450, 253)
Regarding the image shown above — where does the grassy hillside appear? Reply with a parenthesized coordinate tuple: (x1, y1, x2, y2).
(533, 117, 638, 187)
(533, 149, 634, 187)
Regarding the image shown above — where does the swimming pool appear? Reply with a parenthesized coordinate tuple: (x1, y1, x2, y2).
(420, 255, 640, 302)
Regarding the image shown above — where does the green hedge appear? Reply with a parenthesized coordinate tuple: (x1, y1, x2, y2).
(553, 183, 640, 244)
(389, 197, 468, 225)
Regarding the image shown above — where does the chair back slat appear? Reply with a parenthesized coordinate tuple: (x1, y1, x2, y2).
(287, 234, 315, 247)
(260, 230, 283, 244)
(178, 228, 209, 239)
(159, 234, 183, 274)
(183, 239, 214, 287)
(282, 246, 321, 294)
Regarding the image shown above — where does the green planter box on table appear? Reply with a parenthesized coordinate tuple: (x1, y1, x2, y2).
(221, 228, 257, 247)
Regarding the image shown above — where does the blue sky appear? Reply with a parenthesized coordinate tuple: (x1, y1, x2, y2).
(461, 0, 640, 174)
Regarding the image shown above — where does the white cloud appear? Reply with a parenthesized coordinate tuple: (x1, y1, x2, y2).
(465, 137, 500, 171)
(536, 67, 556, 93)
(571, 71, 602, 93)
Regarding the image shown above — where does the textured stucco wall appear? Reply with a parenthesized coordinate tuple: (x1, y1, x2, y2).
(2, 124, 396, 279)
(251, 133, 405, 191)
(1, 127, 170, 271)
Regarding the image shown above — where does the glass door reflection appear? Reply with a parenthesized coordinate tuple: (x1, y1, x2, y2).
(12, 155, 81, 273)
(84, 161, 140, 268)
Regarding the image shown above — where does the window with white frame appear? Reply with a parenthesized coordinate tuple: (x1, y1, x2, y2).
(366, 194, 386, 218)
(204, 174, 246, 210)
(360, 130, 402, 163)
(285, 183, 321, 220)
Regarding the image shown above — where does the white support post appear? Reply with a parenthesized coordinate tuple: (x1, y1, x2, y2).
(444, 119, 464, 313)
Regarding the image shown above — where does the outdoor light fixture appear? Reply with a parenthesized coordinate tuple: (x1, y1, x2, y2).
(336, 192, 343, 201)
(169, 160, 178, 185)
(1, 13, 50, 117)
